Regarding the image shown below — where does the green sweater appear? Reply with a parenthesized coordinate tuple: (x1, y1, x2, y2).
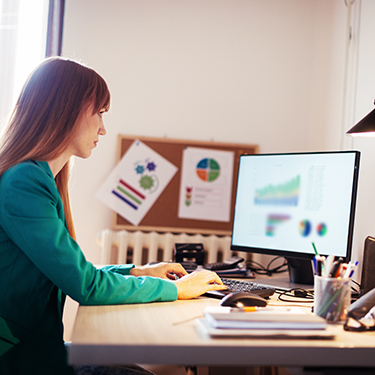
(0, 160, 177, 374)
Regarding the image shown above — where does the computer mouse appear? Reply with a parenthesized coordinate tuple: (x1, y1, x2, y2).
(220, 292, 268, 308)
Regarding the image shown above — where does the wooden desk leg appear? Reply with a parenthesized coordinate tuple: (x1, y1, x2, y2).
(186, 366, 198, 375)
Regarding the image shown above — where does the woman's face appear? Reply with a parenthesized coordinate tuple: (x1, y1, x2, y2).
(70, 104, 107, 159)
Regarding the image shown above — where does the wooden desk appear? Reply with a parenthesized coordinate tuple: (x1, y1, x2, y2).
(69, 295, 375, 368)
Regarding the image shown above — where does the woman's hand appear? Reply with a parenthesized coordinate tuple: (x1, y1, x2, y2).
(130, 262, 187, 280)
(174, 270, 227, 300)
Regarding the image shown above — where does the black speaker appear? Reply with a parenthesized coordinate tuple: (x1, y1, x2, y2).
(360, 236, 375, 294)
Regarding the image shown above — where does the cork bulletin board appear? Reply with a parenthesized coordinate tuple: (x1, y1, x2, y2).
(113, 135, 258, 235)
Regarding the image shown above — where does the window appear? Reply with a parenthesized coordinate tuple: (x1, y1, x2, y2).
(0, 0, 48, 128)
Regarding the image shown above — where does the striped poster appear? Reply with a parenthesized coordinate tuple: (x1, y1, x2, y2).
(112, 179, 146, 210)
(96, 140, 178, 226)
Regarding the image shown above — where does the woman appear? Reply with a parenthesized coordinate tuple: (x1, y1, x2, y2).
(0, 57, 225, 375)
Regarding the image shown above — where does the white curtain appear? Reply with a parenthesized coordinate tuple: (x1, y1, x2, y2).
(0, 0, 20, 127)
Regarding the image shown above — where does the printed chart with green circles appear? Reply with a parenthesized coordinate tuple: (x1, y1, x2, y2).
(196, 158, 220, 182)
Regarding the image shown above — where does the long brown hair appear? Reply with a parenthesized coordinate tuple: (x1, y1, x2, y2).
(0, 57, 110, 239)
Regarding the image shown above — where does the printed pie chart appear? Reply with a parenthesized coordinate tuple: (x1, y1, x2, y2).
(196, 158, 220, 182)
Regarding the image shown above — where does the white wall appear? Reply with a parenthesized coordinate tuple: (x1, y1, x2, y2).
(348, 0, 375, 278)
(62, 0, 350, 264)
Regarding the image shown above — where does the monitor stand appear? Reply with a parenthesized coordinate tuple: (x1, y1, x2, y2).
(286, 257, 314, 285)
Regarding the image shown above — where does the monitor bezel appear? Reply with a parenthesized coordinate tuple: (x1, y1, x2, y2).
(230, 150, 361, 263)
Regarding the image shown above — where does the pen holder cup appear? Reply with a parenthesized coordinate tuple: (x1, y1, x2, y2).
(314, 276, 351, 323)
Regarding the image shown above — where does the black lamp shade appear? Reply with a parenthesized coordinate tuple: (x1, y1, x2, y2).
(347, 106, 375, 136)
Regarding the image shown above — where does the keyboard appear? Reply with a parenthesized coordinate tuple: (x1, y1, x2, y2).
(204, 277, 275, 299)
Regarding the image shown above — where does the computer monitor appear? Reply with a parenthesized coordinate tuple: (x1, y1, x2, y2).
(231, 151, 360, 286)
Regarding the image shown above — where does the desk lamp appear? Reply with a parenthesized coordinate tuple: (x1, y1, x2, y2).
(346, 100, 375, 136)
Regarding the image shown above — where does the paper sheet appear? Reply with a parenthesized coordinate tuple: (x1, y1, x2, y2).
(178, 147, 234, 222)
(96, 140, 178, 226)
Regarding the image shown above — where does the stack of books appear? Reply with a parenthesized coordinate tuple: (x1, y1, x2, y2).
(197, 306, 336, 339)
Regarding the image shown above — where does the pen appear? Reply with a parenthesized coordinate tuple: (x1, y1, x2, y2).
(343, 261, 358, 279)
(348, 260, 359, 278)
(313, 256, 318, 275)
(343, 262, 353, 278)
(312, 243, 319, 275)
(229, 306, 292, 312)
(230, 307, 258, 312)
(339, 264, 347, 278)
(312, 242, 319, 256)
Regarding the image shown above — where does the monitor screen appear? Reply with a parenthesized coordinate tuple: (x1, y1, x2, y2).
(231, 151, 360, 285)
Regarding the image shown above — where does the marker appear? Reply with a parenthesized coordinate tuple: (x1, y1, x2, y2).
(314, 255, 325, 276)
(324, 255, 335, 278)
(314, 255, 324, 276)
(329, 258, 343, 278)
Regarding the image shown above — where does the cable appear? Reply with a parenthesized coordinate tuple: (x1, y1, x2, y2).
(277, 288, 314, 303)
(246, 256, 361, 304)
(351, 279, 361, 294)
(277, 279, 360, 304)
(246, 256, 288, 277)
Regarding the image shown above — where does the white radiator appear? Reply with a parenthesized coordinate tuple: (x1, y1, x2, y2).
(96, 229, 233, 266)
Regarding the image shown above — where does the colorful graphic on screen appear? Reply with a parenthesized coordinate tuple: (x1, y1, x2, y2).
(266, 214, 291, 236)
(299, 219, 312, 237)
(196, 158, 220, 182)
(317, 223, 328, 236)
(254, 175, 300, 206)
